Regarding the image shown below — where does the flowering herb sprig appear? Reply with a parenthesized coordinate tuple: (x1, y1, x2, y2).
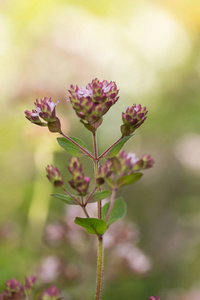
(24, 78, 155, 300)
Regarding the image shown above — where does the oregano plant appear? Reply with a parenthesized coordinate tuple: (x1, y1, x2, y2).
(0, 79, 159, 300)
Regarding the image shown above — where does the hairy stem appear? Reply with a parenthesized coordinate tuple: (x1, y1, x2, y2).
(98, 136, 123, 160)
(61, 131, 94, 160)
(95, 235, 103, 300)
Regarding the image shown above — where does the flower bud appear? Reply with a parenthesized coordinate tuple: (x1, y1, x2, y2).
(34, 97, 58, 122)
(41, 286, 61, 300)
(46, 165, 64, 188)
(24, 275, 37, 293)
(139, 155, 155, 170)
(112, 151, 140, 175)
(25, 110, 47, 126)
(121, 104, 148, 137)
(25, 97, 61, 133)
(68, 157, 82, 175)
(111, 151, 154, 176)
(149, 297, 160, 300)
(5, 279, 21, 292)
(3, 278, 24, 300)
(68, 157, 90, 195)
(97, 161, 113, 185)
(68, 78, 119, 127)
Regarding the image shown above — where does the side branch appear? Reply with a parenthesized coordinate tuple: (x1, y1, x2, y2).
(61, 131, 95, 160)
(98, 137, 123, 160)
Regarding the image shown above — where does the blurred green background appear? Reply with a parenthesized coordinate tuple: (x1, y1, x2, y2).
(1, 0, 200, 299)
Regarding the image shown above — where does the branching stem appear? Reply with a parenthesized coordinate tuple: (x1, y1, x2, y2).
(63, 188, 80, 205)
(85, 186, 97, 205)
(98, 136, 123, 160)
(82, 205, 90, 218)
(61, 131, 94, 160)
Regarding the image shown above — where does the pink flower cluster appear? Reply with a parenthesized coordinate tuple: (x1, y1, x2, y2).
(68, 78, 119, 126)
(25, 97, 61, 133)
(111, 150, 155, 176)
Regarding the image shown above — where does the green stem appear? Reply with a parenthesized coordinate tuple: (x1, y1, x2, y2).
(95, 235, 103, 300)
(82, 205, 90, 218)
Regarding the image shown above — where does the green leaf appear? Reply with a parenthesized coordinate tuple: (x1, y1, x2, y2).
(104, 134, 134, 158)
(102, 197, 127, 227)
(74, 217, 107, 235)
(117, 172, 143, 188)
(57, 136, 89, 157)
(89, 190, 111, 203)
(51, 193, 79, 205)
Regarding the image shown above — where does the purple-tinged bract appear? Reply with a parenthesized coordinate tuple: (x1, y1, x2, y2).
(46, 165, 64, 188)
(121, 104, 148, 137)
(148, 297, 160, 300)
(68, 78, 119, 127)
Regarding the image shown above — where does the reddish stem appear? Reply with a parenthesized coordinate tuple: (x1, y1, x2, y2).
(64, 188, 80, 205)
(98, 137, 123, 160)
(61, 131, 94, 160)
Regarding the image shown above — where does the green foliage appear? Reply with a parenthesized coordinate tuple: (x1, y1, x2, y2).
(57, 136, 89, 157)
(104, 135, 133, 158)
(74, 217, 107, 235)
(102, 197, 127, 227)
(88, 190, 111, 203)
(51, 193, 79, 205)
(117, 173, 143, 188)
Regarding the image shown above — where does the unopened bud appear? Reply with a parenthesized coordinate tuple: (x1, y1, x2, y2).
(5, 279, 21, 292)
(97, 161, 113, 185)
(25, 275, 37, 293)
(46, 165, 64, 188)
(42, 286, 61, 300)
(121, 104, 148, 137)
